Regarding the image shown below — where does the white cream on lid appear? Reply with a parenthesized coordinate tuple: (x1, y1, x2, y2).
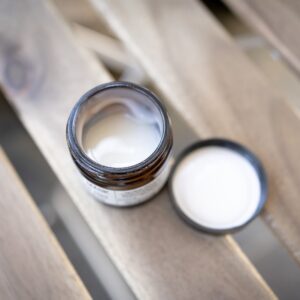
(83, 112, 161, 168)
(172, 146, 261, 230)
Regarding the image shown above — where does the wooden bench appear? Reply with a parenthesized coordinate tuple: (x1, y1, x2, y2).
(224, 0, 300, 74)
(1, 0, 300, 298)
(0, 148, 90, 299)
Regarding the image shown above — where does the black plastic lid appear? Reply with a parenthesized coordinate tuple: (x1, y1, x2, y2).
(169, 139, 267, 234)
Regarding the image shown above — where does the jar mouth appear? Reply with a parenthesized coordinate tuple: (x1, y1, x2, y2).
(67, 81, 172, 179)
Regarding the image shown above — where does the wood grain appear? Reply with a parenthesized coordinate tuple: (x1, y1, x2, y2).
(90, 0, 300, 266)
(74, 24, 129, 70)
(224, 0, 300, 74)
(0, 0, 275, 299)
(52, 0, 111, 33)
(0, 148, 90, 300)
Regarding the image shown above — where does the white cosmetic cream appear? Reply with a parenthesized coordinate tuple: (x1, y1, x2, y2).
(67, 82, 173, 207)
(172, 146, 261, 230)
(84, 113, 161, 168)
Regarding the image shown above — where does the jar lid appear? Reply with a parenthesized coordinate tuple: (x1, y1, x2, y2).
(169, 139, 267, 234)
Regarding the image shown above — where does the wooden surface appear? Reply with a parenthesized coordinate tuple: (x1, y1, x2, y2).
(0, 0, 275, 299)
(0, 148, 90, 300)
(52, 0, 111, 33)
(224, 0, 300, 74)
(91, 0, 300, 265)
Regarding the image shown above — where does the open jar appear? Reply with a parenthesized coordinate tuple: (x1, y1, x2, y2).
(66, 81, 173, 207)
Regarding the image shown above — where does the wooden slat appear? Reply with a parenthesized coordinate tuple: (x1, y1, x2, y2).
(73, 24, 130, 70)
(90, 0, 300, 265)
(52, 0, 111, 32)
(224, 0, 300, 74)
(0, 0, 275, 299)
(0, 148, 90, 299)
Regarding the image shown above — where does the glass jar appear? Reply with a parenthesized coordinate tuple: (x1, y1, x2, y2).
(66, 81, 173, 206)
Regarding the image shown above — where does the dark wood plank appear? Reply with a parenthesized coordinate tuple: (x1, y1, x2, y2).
(90, 0, 300, 266)
(0, 0, 275, 299)
(0, 148, 90, 300)
(224, 0, 300, 73)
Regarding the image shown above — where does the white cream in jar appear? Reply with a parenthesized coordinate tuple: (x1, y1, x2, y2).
(67, 82, 173, 207)
(84, 112, 161, 168)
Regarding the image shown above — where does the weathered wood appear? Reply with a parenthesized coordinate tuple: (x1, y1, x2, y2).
(72, 24, 145, 79)
(74, 24, 129, 70)
(73, 24, 145, 83)
(224, 0, 300, 74)
(0, 0, 275, 299)
(0, 148, 90, 300)
(52, 0, 110, 32)
(91, 0, 300, 265)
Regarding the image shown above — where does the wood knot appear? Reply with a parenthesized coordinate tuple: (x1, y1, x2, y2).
(3, 43, 38, 95)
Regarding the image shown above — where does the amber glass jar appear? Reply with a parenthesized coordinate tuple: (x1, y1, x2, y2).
(66, 81, 173, 206)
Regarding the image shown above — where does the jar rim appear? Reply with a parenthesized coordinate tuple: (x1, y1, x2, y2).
(66, 81, 172, 178)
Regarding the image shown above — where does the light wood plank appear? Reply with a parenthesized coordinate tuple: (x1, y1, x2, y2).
(73, 24, 129, 70)
(73, 24, 145, 83)
(0, 148, 90, 300)
(90, 0, 300, 265)
(52, 0, 110, 32)
(0, 0, 275, 299)
(224, 0, 300, 74)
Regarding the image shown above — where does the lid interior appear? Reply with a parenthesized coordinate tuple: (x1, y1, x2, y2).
(170, 140, 267, 233)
